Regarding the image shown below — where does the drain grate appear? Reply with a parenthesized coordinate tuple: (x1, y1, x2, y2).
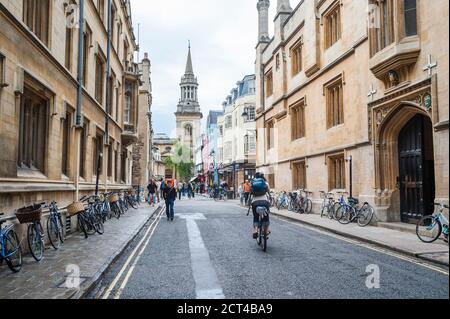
(56, 276, 89, 289)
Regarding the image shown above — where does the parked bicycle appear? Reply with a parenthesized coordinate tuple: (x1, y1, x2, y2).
(0, 212, 22, 273)
(15, 203, 45, 262)
(320, 191, 336, 219)
(46, 202, 65, 250)
(416, 203, 449, 244)
(336, 197, 374, 227)
(275, 191, 289, 210)
(79, 196, 105, 238)
(295, 189, 313, 214)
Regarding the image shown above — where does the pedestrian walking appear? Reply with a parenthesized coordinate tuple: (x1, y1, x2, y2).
(239, 182, 244, 206)
(155, 179, 161, 204)
(243, 180, 251, 206)
(177, 182, 182, 200)
(188, 183, 193, 199)
(163, 180, 177, 221)
(160, 179, 166, 200)
(147, 179, 157, 206)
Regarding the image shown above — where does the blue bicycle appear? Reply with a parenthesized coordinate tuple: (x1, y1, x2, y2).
(416, 203, 449, 244)
(0, 213, 22, 272)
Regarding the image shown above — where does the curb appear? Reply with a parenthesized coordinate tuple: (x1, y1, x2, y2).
(270, 210, 450, 268)
(70, 203, 165, 299)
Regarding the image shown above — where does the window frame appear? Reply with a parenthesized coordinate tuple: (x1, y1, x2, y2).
(266, 120, 274, 150)
(328, 153, 346, 191)
(292, 160, 307, 189)
(61, 109, 72, 177)
(265, 70, 273, 98)
(95, 51, 106, 105)
(325, 77, 344, 129)
(290, 39, 303, 77)
(324, 1, 342, 49)
(291, 101, 306, 141)
(23, 0, 51, 46)
(18, 86, 50, 173)
(0, 53, 5, 87)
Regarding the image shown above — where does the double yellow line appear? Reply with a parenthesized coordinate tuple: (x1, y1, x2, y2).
(101, 207, 165, 299)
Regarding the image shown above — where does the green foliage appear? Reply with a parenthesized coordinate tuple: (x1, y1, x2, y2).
(163, 142, 194, 182)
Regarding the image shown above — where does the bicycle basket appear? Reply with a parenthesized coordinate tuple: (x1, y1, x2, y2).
(67, 202, 85, 217)
(15, 204, 42, 224)
(109, 194, 120, 203)
(348, 197, 359, 205)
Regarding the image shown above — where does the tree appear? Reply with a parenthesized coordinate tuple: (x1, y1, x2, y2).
(163, 143, 194, 182)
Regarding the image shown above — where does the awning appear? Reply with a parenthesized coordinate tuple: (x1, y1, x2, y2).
(190, 174, 204, 183)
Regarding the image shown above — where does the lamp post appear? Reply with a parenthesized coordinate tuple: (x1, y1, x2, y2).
(95, 152, 103, 196)
(346, 155, 353, 199)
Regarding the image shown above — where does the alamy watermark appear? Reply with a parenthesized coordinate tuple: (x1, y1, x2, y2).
(63, 0, 80, 29)
(65, 264, 81, 289)
(365, 264, 380, 289)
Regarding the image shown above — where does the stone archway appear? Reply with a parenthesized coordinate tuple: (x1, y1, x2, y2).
(374, 102, 435, 223)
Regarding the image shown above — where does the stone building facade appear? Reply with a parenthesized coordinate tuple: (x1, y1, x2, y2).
(132, 52, 152, 187)
(217, 74, 257, 196)
(255, 0, 448, 224)
(152, 133, 177, 179)
(0, 0, 141, 227)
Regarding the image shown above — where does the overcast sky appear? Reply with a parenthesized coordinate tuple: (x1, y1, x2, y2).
(131, 0, 301, 137)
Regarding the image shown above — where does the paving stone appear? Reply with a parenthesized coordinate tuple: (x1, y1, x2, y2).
(0, 204, 158, 299)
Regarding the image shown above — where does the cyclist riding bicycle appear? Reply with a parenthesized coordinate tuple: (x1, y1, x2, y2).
(249, 172, 271, 239)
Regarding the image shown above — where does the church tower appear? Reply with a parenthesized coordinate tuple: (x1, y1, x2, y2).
(175, 43, 203, 162)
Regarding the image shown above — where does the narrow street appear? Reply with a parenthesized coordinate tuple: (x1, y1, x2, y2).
(90, 198, 449, 299)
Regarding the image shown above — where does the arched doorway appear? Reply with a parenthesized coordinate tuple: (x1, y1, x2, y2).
(398, 114, 435, 223)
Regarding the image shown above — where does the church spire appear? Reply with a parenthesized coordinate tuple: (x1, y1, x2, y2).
(185, 41, 194, 75)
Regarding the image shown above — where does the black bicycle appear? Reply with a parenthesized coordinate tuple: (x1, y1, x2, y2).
(0, 213, 22, 273)
(247, 205, 269, 252)
(46, 202, 65, 250)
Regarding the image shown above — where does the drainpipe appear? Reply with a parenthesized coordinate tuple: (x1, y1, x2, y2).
(104, 0, 112, 193)
(75, 0, 85, 201)
(75, 0, 84, 128)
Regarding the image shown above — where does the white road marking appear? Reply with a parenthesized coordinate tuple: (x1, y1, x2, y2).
(184, 214, 225, 299)
(113, 213, 163, 299)
(101, 209, 164, 299)
(275, 215, 449, 276)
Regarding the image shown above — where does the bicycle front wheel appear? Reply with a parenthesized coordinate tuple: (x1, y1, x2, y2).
(357, 204, 374, 227)
(4, 229, 22, 273)
(337, 206, 355, 225)
(47, 216, 61, 250)
(27, 223, 44, 261)
(416, 216, 442, 243)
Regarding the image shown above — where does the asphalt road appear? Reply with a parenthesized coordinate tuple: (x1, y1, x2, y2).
(92, 197, 449, 299)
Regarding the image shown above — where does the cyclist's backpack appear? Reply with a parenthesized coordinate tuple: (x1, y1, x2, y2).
(251, 178, 268, 196)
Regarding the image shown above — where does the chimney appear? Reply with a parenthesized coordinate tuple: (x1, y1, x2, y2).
(257, 0, 270, 44)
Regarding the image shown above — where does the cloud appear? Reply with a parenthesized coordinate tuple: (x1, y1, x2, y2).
(131, 0, 301, 137)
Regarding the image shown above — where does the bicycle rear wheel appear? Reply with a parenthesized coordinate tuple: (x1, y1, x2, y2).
(337, 206, 355, 225)
(47, 216, 62, 250)
(416, 216, 442, 243)
(357, 204, 374, 227)
(4, 229, 22, 273)
(78, 215, 89, 239)
(27, 222, 44, 261)
(305, 199, 313, 214)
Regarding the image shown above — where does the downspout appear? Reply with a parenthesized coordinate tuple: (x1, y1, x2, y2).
(104, 0, 112, 194)
(75, 0, 84, 128)
(75, 0, 85, 201)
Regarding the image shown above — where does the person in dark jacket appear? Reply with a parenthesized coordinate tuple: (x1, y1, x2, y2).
(163, 180, 177, 221)
(147, 179, 157, 206)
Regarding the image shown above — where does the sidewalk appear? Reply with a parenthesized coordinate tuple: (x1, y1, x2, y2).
(268, 207, 449, 267)
(0, 203, 163, 299)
